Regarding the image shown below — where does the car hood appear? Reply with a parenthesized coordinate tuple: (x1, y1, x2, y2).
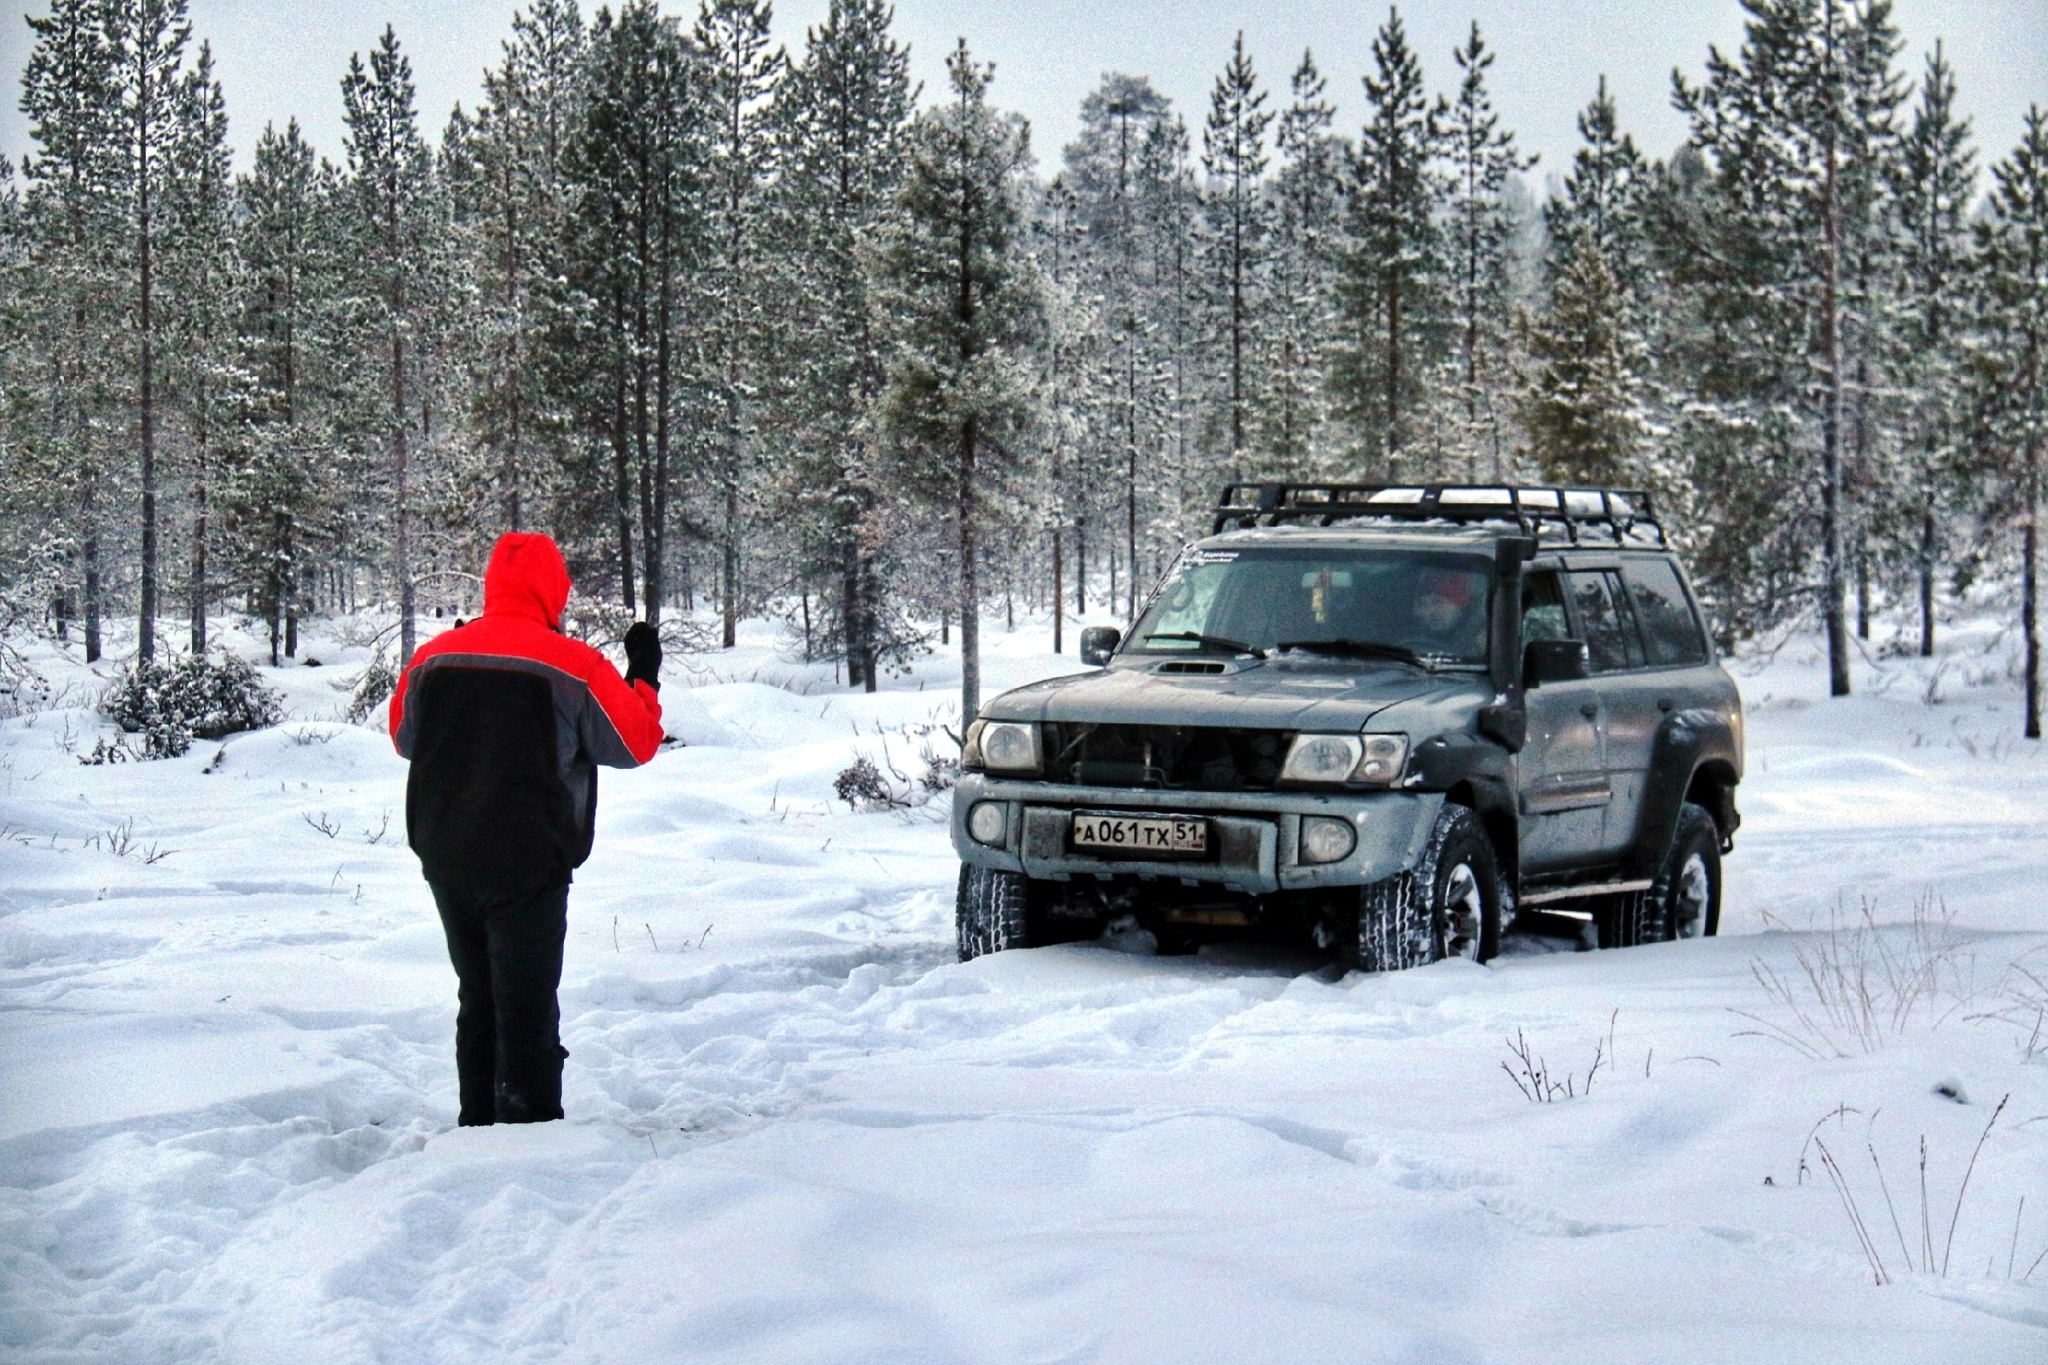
(981, 660, 1490, 733)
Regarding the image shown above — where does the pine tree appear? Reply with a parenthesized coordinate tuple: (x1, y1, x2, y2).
(18, 0, 122, 660)
(1033, 174, 1102, 649)
(162, 43, 236, 653)
(1134, 111, 1201, 610)
(233, 121, 325, 663)
(1263, 50, 1341, 470)
(1199, 32, 1270, 474)
(1440, 22, 1533, 479)
(1671, 0, 1904, 694)
(696, 0, 784, 645)
(1970, 108, 2048, 737)
(450, 0, 588, 537)
(1891, 42, 1975, 656)
(341, 26, 436, 663)
(1545, 76, 1647, 290)
(1064, 73, 1172, 614)
(1524, 77, 1651, 488)
(104, 0, 193, 658)
(564, 1, 700, 623)
(1519, 234, 1646, 485)
(875, 40, 1039, 722)
(773, 0, 912, 688)
(1333, 6, 1445, 478)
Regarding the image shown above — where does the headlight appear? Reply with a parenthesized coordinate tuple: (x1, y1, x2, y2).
(1279, 732, 1409, 785)
(970, 720, 1040, 775)
(967, 801, 1007, 846)
(1300, 815, 1357, 864)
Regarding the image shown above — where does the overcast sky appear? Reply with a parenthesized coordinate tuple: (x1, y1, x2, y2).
(4, 1, 2043, 195)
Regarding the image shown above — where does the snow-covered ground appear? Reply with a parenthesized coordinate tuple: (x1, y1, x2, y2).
(3, 610, 2047, 1362)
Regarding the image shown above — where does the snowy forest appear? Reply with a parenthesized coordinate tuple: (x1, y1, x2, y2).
(0, 0, 2044, 724)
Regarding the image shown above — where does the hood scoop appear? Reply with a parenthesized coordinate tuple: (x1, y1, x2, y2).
(1154, 660, 1228, 675)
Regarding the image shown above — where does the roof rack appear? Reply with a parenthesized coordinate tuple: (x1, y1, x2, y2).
(1211, 482, 1666, 547)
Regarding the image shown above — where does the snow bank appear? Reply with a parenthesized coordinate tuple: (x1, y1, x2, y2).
(2, 614, 2046, 1361)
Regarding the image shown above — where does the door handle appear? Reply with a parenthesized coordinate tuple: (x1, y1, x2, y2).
(1657, 697, 1674, 712)
(1580, 703, 1599, 719)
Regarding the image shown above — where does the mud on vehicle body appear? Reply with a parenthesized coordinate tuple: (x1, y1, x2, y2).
(952, 484, 1743, 970)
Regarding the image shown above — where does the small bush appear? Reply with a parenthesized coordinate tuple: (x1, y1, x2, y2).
(835, 726, 963, 812)
(344, 654, 397, 725)
(100, 652, 284, 759)
(834, 754, 905, 810)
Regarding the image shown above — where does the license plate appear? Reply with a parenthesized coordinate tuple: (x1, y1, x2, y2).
(1071, 812, 1209, 857)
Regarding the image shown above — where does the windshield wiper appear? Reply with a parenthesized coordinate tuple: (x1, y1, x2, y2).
(1276, 639, 1430, 668)
(1143, 631, 1267, 658)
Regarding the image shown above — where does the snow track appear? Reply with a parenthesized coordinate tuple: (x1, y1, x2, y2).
(3, 621, 2047, 1360)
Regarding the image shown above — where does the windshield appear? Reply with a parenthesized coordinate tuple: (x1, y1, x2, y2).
(1129, 547, 1493, 666)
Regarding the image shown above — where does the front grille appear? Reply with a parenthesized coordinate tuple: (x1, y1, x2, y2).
(1040, 723, 1294, 790)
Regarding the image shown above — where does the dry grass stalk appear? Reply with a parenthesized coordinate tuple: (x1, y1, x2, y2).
(1734, 893, 1971, 1058)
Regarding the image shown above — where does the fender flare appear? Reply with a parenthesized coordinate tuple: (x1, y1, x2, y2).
(1625, 708, 1739, 878)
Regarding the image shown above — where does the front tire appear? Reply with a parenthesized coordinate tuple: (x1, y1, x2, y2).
(957, 864, 1032, 961)
(1356, 804, 1501, 972)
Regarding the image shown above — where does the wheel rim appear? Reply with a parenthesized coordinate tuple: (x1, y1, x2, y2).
(1671, 853, 1710, 939)
(1442, 861, 1484, 960)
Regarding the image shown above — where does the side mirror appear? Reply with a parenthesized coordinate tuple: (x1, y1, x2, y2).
(1079, 626, 1122, 667)
(1523, 638, 1590, 687)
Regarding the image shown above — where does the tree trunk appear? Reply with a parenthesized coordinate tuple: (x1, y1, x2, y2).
(83, 521, 101, 664)
(1074, 521, 1087, 615)
(1855, 548, 1870, 640)
(267, 556, 281, 667)
(1920, 499, 1937, 659)
(394, 326, 414, 664)
(959, 417, 980, 723)
(1386, 266, 1402, 479)
(2027, 514, 2041, 741)
(1051, 527, 1064, 654)
(859, 545, 878, 694)
(610, 289, 635, 611)
(1125, 445, 1137, 620)
(722, 480, 740, 649)
(189, 475, 207, 654)
(840, 532, 863, 689)
(1819, 67, 1850, 699)
(138, 71, 157, 662)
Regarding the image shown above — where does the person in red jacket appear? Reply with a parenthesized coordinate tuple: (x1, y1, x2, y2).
(390, 532, 665, 1125)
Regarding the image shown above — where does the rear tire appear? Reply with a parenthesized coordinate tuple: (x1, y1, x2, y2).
(957, 864, 1033, 961)
(1598, 802, 1722, 947)
(1652, 802, 1721, 941)
(1356, 804, 1500, 973)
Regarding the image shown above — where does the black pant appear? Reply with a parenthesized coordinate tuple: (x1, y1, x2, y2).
(429, 878, 570, 1126)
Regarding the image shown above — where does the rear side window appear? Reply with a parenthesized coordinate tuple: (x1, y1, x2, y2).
(1565, 571, 1644, 672)
(1522, 571, 1568, 646)
(1621, 559, 1708, 666)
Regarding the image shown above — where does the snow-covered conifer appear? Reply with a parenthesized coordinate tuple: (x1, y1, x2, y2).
(1262, 50, 1342, 472)
(1440, 22, 1533, 480)
(340, 26, 439, 663)
(874, 41, 1040, 722)
(1199, 32, 1271, 476)
(1331, 6, 1446, 479)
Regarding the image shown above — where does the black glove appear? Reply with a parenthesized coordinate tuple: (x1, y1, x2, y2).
(623, 622, 661, 692)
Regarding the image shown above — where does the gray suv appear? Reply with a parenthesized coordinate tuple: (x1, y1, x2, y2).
(951, 484, 1742, 971)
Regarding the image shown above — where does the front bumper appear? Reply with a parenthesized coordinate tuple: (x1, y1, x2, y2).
(951, 774, 1445, 895)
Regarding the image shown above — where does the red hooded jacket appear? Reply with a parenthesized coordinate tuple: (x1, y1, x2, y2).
(391, 533, 663, 893)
